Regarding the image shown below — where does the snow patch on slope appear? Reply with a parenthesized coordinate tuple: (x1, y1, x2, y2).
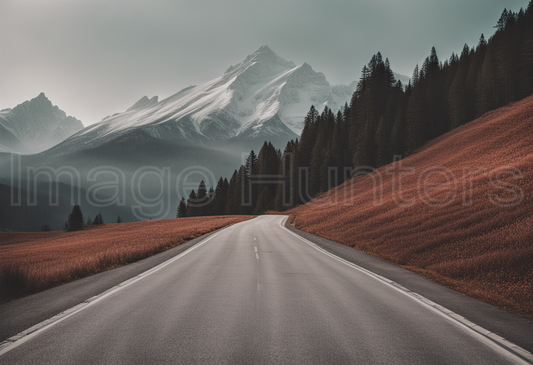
(48, 46, 356, 156)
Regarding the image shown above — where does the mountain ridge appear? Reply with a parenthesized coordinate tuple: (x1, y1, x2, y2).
(0, 93, 84, 154)
(44, 46, 356, 158)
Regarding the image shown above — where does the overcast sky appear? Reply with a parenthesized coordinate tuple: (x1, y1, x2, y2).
(0, 0, 529, 126)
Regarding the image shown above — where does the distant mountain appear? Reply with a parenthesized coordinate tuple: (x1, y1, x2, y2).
(0, 93, 84, 154)
(46, 46, 355, 157)
(393, 72, 411, 86)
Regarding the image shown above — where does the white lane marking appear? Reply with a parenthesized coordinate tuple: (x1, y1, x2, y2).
(254, 247, 258, 252)
(254, 237, 256, 240)
(0, 218, 258, 357)
(256, 253, 259, 260)
(279, 216, 533, 365)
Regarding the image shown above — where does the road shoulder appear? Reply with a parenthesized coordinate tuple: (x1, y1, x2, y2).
(0, 229, 221, 342)
(287, 225, 533, 353)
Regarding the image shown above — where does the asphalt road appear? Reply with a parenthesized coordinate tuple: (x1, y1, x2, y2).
(0, 215, 530, 364)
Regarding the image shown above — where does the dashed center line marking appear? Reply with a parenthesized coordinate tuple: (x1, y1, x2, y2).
(255, 253, 259, 260)
(254, 247, 258, 252)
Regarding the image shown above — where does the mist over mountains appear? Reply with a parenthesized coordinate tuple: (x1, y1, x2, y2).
(1, 46, 363, 184)
(0, 46, 413, 230)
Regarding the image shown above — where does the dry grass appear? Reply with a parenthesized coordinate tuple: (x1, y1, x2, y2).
(0, 216, 253, 302)
(290, 95, 533, 318)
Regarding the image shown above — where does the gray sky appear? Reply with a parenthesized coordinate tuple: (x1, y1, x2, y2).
(0, 0, 529, 126)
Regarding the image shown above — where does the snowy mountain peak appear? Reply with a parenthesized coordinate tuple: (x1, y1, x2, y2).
(225, 46, 296, 75)
(49, 46, 356, 156)
(0, 93, 84, 154)
(126, 95, 159, 112)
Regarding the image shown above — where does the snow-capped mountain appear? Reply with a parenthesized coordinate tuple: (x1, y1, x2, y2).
(0, 93, 84, 154)
(49, 46, 355, 156)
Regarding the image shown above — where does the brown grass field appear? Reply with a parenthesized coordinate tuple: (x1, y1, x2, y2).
(290, 95, 533, 318)
(0, 216, 253, 303)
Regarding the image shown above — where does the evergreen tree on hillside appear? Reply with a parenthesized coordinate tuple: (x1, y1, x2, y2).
(309, 116, 328, 197)
(206, 187, 215, 216)
(93, 211, 104, 225)
(275, 140, 297, 211)
(296, 106, 319, 204)
(225, 170, 238, 215)
(66, 203, 84, 231)
(177, 197, 187, 218)
(520, 7, 533, 96)
(406, 70, 427, 153)
(476, 46, 499, 115)
(449, 44, 472, 129)
(245, 150, 258, 211)
(257, 141, 281, 199)
(196, 180, 208, 216)
(186, 190, 198, 217)
(212, 177, 227, 216)
(236, 165, 248, 215)
(253, 186, 273, 215)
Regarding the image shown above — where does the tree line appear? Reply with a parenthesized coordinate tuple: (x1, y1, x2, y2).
(180, 3, 533, 216)
(63, 204, 122, 232)
(177, 141, 283, 217)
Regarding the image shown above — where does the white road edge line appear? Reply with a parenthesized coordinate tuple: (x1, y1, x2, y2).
(279, 216, 533, 365)
(0, 218, 257, 357)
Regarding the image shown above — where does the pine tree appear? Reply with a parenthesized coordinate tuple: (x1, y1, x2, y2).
(66, 203, 84, 231)
(296, 106, 319, 204)
(476, 47, 498, 116)
(196, 180, 208, 216)
(309, 116, 328, 197)
(245, 150, 258, 211)
(406, 79, 427, 154)
(236, 165, 249, 215)
(212, 178, 226, 216)
(253, 187, 273, 215)
(225, 170, 238, 215)
(275, 140, 296, 211)
(186, 190, 198, 217)
(449, 44, 471, 129)
(257, 141, 281, 198)
(519, 17, 533, 97)
(206, 187, 215, 216)
(93, 211, 104, 225)
(177, 197, 187, 218)
(86, 216, 92, 225)
(374, 116, 388, 167)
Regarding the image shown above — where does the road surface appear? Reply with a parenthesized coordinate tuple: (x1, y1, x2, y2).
(0, 215, 530, 364)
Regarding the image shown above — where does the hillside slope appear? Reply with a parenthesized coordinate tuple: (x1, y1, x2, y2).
(0, 216, 253, 302)
(290, 95, 533, 317)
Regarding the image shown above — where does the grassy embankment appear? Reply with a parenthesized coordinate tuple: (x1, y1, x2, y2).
(0, 216, 253, 303)
(290, 95, 533, 318)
